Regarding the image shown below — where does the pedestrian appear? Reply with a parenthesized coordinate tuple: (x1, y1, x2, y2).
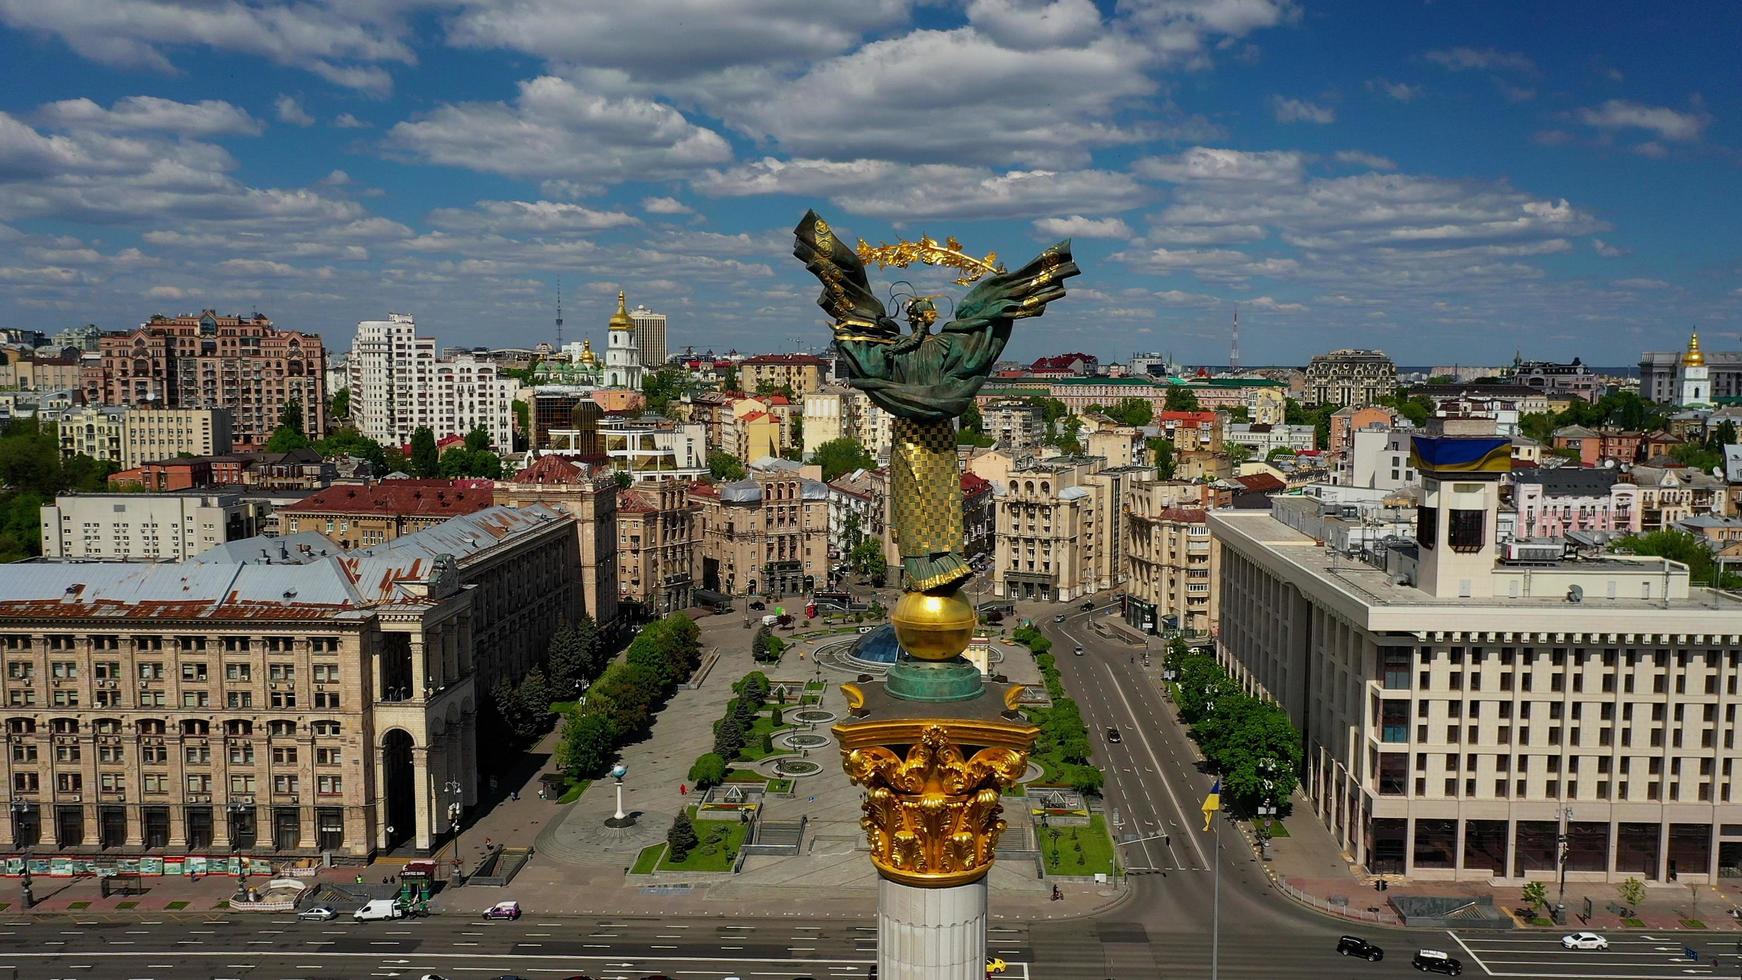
(510, 789, 519, 801)
(537, 786, 546, 800)
(680, 783, 688, 795)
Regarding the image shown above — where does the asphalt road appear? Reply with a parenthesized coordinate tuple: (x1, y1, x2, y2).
(0, 601, 1729, 979)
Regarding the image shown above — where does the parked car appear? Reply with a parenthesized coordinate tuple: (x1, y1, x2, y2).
(1411, 949, 1462, 975)
(748, 601, 766, 610)
(1080, 601, 1095, 610)
(1336, 935, 1383, 961)
(1074, 645, 1084, 656)
(1054, 614, 1066, 623)
(985, 957, 1008, 975)
(1561, 932, 1608, 950)
(481, 900, 522, 920)
(353, 899, 405, 922)
(297, 905, 338, 921)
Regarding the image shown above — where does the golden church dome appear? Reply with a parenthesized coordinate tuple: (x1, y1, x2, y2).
(579, 338, 596, 365)
(609, 290, 634, 331)
(1683, 330, 1705, 367)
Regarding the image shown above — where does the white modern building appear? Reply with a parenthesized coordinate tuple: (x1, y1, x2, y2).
(347, 313, 515, 450)
(41, 491, 265, 561)
(1213, 435, 1742, 884)
(598, 418, 706, 482)
(603, 292, 644, 390)
(1342, 426, 1418, 491)
(1225, 422, 1316, 456)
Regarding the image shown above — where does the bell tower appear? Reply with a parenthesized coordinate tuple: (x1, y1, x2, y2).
(1677, 330, 1709, 407)
(603, 291, 643, 390)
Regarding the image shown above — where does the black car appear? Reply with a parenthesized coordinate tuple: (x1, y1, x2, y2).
(1337, 936, 1383, 961)
(1080, 600, 1095, 610)
(1053, 614, 1066, 623)
(1411, 950, 1461, 975)
(1105, 727, 1122, 743)
(748, 601, 766, 610)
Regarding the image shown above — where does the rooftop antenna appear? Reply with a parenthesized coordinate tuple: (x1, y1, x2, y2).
(554, 278, 564, 349)
(1229, 303, 1241, 373)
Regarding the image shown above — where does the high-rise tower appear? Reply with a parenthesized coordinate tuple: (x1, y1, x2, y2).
(1229, 303, 1241, 372)
(554, 279, 565, 349)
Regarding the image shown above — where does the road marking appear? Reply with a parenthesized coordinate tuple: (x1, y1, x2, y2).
(1088, 631, 1207, 865)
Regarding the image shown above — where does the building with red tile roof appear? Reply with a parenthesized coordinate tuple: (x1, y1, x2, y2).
(276, 479, 494, 548)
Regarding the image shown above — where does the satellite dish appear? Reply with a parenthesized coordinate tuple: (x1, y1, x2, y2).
(1567, 584, 1584, 604)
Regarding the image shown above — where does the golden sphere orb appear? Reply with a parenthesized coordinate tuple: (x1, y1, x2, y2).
(890, 590, 977, 662)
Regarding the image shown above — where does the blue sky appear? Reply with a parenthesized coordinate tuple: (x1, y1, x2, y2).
(0, 0, 1736, 366)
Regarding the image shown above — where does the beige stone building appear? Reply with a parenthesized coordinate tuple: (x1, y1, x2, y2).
(0, 504, 577, 860)
(1123, 487, 1218, 636)
(690, 463, 829, 598)
(1212, 435, 1742, 883)
(276, 480, 495, 548)
(994, 456, 1153, 602)
(59, 406, 234, 470)
(493, 455, 621, 630)
(616, 482, 699, 615)
(738, 353, 827, 396)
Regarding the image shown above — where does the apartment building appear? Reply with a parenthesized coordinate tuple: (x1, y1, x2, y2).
(1123, 486, 1218, 636)
(0, 351, 84, 391)
(827, 468, 886, 566)
(981, 398, 1045, 452)
(60, 406, 233, 470)
(615, 482, 698, 616)
(628, 302, 668, 369)
(1506, 357, 1605, 402)
(1225, 422, 1316, 456)
(738, 354, 827, 396)
(1627, 466, 1731, 532)
(81, 311, 326, 448)
(348, 313, 514, 450)
(41, 492, 265, 562)
(1512, 470, 1640, 541)
(1212, 435, 1742, 883)
(690, 464, 829, 598)
(493, 455, 620, 630)
(1329, 406, 1395, 456)
(276, 480, 494, 548)
(1303, 349, 1395, 409)
(994, 456, 1153, 602)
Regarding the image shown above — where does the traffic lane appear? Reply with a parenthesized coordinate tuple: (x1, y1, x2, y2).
(1449, 931, 1732, 978)
(0, 951, 909, 980)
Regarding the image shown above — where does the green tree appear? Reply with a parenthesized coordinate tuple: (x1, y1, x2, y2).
(330, 387, 350, 420)
(507, 668, 553, 741)
(1164, 386, 1201, 412)
(1069, 764, 1104, 797)
(1056, 416, 1084, 455)
(439, 446, 504, 479)
(720, 366, 740, 393)
(410, 426, 439, 478)
(1669, 441, 1722, 472)
(960, 401, 984, 434)
(1107, 397, 1153, 427)
(558, 712, 614, 779)
(571, 615, 604, 680)
(547, 625, 586, 694)
(613, 471, 632, 489)
(1266, 446, 1297, 462)
(1616, 876, 1645, 913)
(714, 712, 746, 761)
(1519, 411, 1558, 445)
(707, 450, 746, 481)
(312, 426, 390, 475)
(643, 366, 691, 417)
(464, 426, 490, 452)
(1520, 881, 1549, 915)
(848, 538, 884, 578)
(512, 400, 531, 452)
(1148, 438, 1177, 479)
(812, 437, 876, 481)
(667, 809, 700, 862)
(1708, 419, 1738, 451)
(687, 753, 728, 791)
(265, 398, 310, 452)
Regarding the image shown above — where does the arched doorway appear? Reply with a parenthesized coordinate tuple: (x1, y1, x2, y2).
(381, 730, 415, 850)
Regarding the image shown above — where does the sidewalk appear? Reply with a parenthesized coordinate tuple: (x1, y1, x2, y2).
(0, 863, 363, 914)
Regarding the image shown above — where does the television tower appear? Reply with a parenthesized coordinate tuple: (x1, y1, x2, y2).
(1229, 303, 1241, 372)
(554, 278, 564, 348)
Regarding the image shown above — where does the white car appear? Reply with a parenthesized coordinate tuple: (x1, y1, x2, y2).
(1561, 932, 1608, 950)
(296, 905, 337, 921)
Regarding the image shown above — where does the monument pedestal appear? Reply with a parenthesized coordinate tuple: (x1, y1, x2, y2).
(877, 876, 988, 980)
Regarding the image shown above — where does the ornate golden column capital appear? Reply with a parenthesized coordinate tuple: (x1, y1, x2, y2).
(837, 721, 1036, 888)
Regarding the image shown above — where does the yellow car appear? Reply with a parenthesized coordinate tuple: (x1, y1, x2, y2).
(986, 957, 1008, 975)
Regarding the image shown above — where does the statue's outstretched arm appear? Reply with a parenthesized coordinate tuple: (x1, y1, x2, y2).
(792, 210, 898, 343)
(940, 240, 1079, 336)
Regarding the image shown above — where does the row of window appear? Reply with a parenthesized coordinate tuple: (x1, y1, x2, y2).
(7, 717, 342, 737)
(0, 635, 340, 653)
(14, 742, 342, 766)
(13, 771, 344, 796)
(11, 661, 338, 682)
(8, 690, 341, 709)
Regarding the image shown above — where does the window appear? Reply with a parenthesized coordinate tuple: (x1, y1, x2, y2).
(185, 774, 211, 794)
(51, 690, 79, 707)
(50, 661, 77, 679)
(92, 661, 121, 680)
(181, 663, 207, 682)
(181, 691, 208, 708)
(270, 690, 297, 709)
(268, 720, 296, 737)
(137, 662, 163, 680)
(55, 742, 80, 762)
(312, 721, 340, 737)
(99, 773, 125, 793)
(268, 663, 295, 682)
(317, 775, 342, 796)
(228, 743, 255, 765)
(14, 772, 38, 793)
(56, 772, 82, 793)
(272, 746, 298, 766)
(229, 775, 256, 794)
(314, 691, 340, 709)
(141, 744, 167, 764)
(5, 661, 31, 680)
(226, 692, 253, 709)
(316, 747, 341, 766)
(11, 742, 36, 763)
(312, 664, 340, 683)
(184, 744, 210, 764)
(1448, 509, 1486, 553)
(142, 773, 167, 793)
(225, 663, 252, 682)
(273, 775, 299, 794)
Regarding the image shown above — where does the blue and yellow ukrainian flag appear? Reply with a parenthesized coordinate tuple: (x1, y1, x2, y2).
(1201, 778, 1221, 830)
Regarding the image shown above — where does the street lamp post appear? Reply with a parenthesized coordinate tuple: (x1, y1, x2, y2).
(443, 779, 464, 885)
(606, 764, 630, 827)
(1556, 804, 1574, 916)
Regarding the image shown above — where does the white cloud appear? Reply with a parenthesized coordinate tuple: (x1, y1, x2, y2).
(1592, 238, 1628, 258)
(145, 285, 186, 300)
(966, 0, 1104, 50)
(1272, 96, 1334, 124)
(1423, 47, 1536, 74)
(1134, 147, 1306, 186)
(1032, 215, 1133, 239)
(697, 157, 1145, 219)
(1365, 78, 1420, 102)
(1612, 277, 1671, 290)
(1333, 150, 1397, 170)
(642, 196, 696, 216)
(1241, 295, 1306, 312)
(333, 113, 370, 129)
(1146, 223, 1266, 244)
(1117, 0, 1299, 68)
(36, 95, 261, 136)
(1577, 100, 1709, 142)
(426, 199, 641, 233)
(385, 76, 732, 187)
(1114, 245, 1300, 281)
(275, 96, 315, 127)
(318, 169, 351, 186)
(0, 0, 418, 94)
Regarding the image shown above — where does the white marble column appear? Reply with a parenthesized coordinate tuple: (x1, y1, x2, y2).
(877, 876, 987, 980)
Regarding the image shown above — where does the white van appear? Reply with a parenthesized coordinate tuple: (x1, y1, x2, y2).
(353, 898, 405, 922)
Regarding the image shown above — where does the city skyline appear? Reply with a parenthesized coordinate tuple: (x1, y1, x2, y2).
(0, 2, 1738, 364)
